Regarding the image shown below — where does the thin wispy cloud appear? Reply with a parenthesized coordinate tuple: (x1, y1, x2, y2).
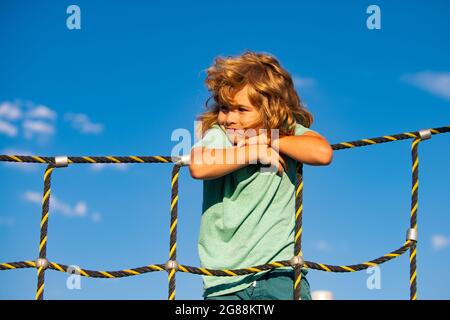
(23, 119, 55, 139)
(23, 191, 102, 223)
(64, 113, 104, 134)
(402, 71, 450, 101)
(431, 234, 450, 251)
(0, 120, 18, 137)
(0, 101, 22, 120)
(26, 105, 57, 120)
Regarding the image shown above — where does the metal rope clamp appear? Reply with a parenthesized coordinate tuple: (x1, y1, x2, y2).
(54, 156, 69, 168)
(289, 255, 304, 268)
(35, 258, 49, 270)
(175, 154, 191, 166)
(406, 228, 418, 242)
(165, 260, 179, 272)
(418, 129, 432, 141)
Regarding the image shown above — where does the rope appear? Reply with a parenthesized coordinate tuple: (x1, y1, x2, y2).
(409, 138, 420, 300)
(294, 162, 304, 300)
(0, 125, 448, 300)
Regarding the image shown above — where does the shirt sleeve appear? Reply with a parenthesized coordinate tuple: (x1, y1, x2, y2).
(191, 125, 231, 151)
(294, 122, 314, 136)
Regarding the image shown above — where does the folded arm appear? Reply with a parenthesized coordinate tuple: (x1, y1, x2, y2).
(273, 131, 333, 166)
(189, 145, 254, 180)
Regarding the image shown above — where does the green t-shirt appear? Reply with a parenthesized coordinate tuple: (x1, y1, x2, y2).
(191, 123, 313, 298)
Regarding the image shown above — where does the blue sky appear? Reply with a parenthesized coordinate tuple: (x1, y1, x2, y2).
(0, 0, 449, 300)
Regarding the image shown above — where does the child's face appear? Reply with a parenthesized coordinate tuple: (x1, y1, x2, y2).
(217, 85, 262, 145)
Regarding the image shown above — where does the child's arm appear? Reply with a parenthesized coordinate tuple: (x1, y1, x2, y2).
(274, 131, 333, 166)
(189, 145, 252, 180)
(189, 144, 285, 180)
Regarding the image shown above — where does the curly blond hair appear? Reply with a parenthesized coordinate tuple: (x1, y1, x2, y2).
(195, 50, 313, 140)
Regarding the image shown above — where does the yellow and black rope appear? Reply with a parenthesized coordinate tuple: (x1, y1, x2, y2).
(0, 240, 414, 277)
(0, 155, 173, 165)
(409, 138, 420, 300)
(0, 127, 448, 165)
(0, 125, 449, 300)
(294, 162, 304, 300)
(168, 164, 181, 300)
(35, 165, 53, 300)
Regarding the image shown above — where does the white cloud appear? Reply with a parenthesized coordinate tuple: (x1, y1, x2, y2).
(431, 234, 450, 251)
(0, 100, 58, 142)
(0, 101, 22, 120)
(23, 119, 55, 139)
(0, 100, 105, 141)
(293, 75, 317, 89)
(65, 113, 104, 134)
(26, 105, 57, 120)
(23, 191, 100, 221)
(23, 191, 41, 203)
(402, 71, 450, 101)
(0, 120, 18, 137)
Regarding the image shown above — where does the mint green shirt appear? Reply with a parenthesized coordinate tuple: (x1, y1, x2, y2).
(191, 123, 313, 298)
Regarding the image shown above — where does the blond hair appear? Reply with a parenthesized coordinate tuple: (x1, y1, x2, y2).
(195, 50, 313, 139)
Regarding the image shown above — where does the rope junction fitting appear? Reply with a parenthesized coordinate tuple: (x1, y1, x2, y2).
(406, 228, 418, 242)
(53, 156, 69, 167)
(418, 129, 432, 140)
(35, 258, 49, 270)
(0, 125, 449, 300)
(289, 256, 304, 268)
(165, 260, 179, 272)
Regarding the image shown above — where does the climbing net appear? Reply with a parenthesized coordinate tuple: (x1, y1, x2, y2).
(0, 126, 449, 300)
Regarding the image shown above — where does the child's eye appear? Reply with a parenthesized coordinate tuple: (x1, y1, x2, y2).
(238, 107, 246, 112)
(219, 106, 228, 112)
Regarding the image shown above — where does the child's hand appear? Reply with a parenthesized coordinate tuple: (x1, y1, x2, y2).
(236, 132, 270, 148)
(248, 144, 288, 176)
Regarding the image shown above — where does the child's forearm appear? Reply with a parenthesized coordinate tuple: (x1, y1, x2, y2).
(189, 145, 254, 180)
(276, 135, 333, 165)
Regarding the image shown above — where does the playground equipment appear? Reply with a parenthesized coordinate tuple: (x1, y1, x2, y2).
(1, 126, 449, 300)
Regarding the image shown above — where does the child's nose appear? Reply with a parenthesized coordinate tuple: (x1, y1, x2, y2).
(226, 110, 240, 124)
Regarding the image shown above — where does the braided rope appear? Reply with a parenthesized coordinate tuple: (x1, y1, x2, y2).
(167, 165, 181, 300)
(0, 240, 413, 276)
(35, 165, 53, 300)
(294, 162, 304, 300)
(409, 138, 420, 300)
(0, 125, 448, 300)
(0, 127, 448, 165)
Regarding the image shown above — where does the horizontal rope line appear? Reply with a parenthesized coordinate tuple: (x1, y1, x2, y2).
(0, 126, 448, 164)
(0, 241, 413, 276)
